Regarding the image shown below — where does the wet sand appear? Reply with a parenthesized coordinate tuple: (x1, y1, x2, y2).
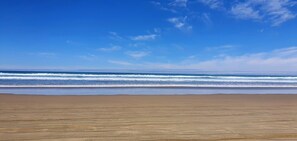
(0, 94, 297, 141)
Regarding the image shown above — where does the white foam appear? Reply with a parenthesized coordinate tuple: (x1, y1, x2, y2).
(1, 76, 297, 83)
(1, 72, 297, 80)
(1, 84, 297, 88)
(0, 72, 199, 78)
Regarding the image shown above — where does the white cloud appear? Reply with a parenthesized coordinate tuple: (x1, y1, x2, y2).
(231, 3, 262, 20)
(206, 44, 237, 51)
(131, 34, 158, 41)
(109, 32, 123, 40)
(151, 0, 188, 13)
(153, 28, 161, 33)
(126, 51, 150, 58)
(151, 1, 178, 13)
(98, 45, 121, 52)
(187, 55, 196, 59)
(169, 0, 188, 7)
(201, 13, 213, 26)
(79, 54, 98, 61)
(108, 60, 132, 66)
(152, 1, 193, 30)
(195, 47, 297, 71)
(168, 16, 192, 31)
(270, 46, 297, 57)
(146, 46, 297, 72)
(198, 0, 223, 9)
(156, 0, 295, 27)
(231, 0, 296, 26)
(66, 40, 81, 46)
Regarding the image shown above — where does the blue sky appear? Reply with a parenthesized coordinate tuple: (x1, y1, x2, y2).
(0, 0, 297, 72)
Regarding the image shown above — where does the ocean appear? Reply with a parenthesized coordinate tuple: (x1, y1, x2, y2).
(0, 71, 297, 95)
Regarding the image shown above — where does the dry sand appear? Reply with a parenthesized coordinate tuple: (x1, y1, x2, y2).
(0, 94, 297, 141)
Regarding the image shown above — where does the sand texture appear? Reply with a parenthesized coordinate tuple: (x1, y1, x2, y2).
(0, 94, 297, 141)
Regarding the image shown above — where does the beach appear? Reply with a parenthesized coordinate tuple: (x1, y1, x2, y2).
(0, 94, 297, 141)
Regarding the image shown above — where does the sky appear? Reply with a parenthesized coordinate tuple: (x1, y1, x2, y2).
(0, 0, 297, 73)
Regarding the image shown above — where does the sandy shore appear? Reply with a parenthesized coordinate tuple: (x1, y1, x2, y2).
(1, 94, 297, 141)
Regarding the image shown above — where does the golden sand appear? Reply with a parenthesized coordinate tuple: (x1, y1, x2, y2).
(0, 94, 297, 141)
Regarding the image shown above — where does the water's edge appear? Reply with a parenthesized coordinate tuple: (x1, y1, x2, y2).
(1, 71, 297, 95)
(1, 87, 297, 95)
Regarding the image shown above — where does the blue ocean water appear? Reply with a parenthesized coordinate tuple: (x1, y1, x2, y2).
(0, 71, 297, 95)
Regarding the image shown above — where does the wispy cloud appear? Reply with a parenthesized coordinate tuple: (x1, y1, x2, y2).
(66, 40, 82, 46)
(66, 40, 75, 44)
(129, 43, 146, 48)
(131, 34, 158, 41)
(109, 32, 124, 40)
(197, 46, 297, 71)
(29, 52, 57, 58)
(79, 54, 98, 61)
(152, 1, 194, 30)
(201, 13, 213, 26)
(230, 0, 296, 26)
(108, 60, 133, 66)
(126, 51, 150, 58)
(169, 0, 188, 8)
(98, 45, 121, 52)
(198, 0, 223, 9)
(153, 28, 162, 33)
(231, 2, 262, 20)
(147, 46, 297, 72)
(206, 44, 238, 51)
(151, 1, 177, 13)
(151, 0, 188, 13)
(187, 55, 196, 59)
(168, 16, 192, 31)
(155, 0, 295, 27)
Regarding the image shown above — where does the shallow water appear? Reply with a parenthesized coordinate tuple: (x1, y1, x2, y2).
(1, 71, 297, 95)
(1, 88, 297, 95)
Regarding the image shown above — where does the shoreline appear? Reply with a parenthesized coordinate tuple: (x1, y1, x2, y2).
(1, 93, 297, 96)
(1, 87, 297, 95)
(2, 85, 297, 88)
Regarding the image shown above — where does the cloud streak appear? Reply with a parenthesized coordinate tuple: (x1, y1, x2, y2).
(146, 46, 297, 72)
(98, 45, 121, 52)
(198, 0, 223, 9)
(206, 44, 237, 51)
(151, 1, 177, 13)
(79, 54, 98, 61)
(230, 0, 296, 26)
(169, 0, 188, 8)
(29, 52, 57, 58)
(126, 51, 150, 58)
(201, 13, 213, 26)
(160, 0, 296, 26)
(108, 60, 132, 66)
(168, 16, 192, 31)
(131, 34, 158, 41)
(109, 32, 124, 40)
